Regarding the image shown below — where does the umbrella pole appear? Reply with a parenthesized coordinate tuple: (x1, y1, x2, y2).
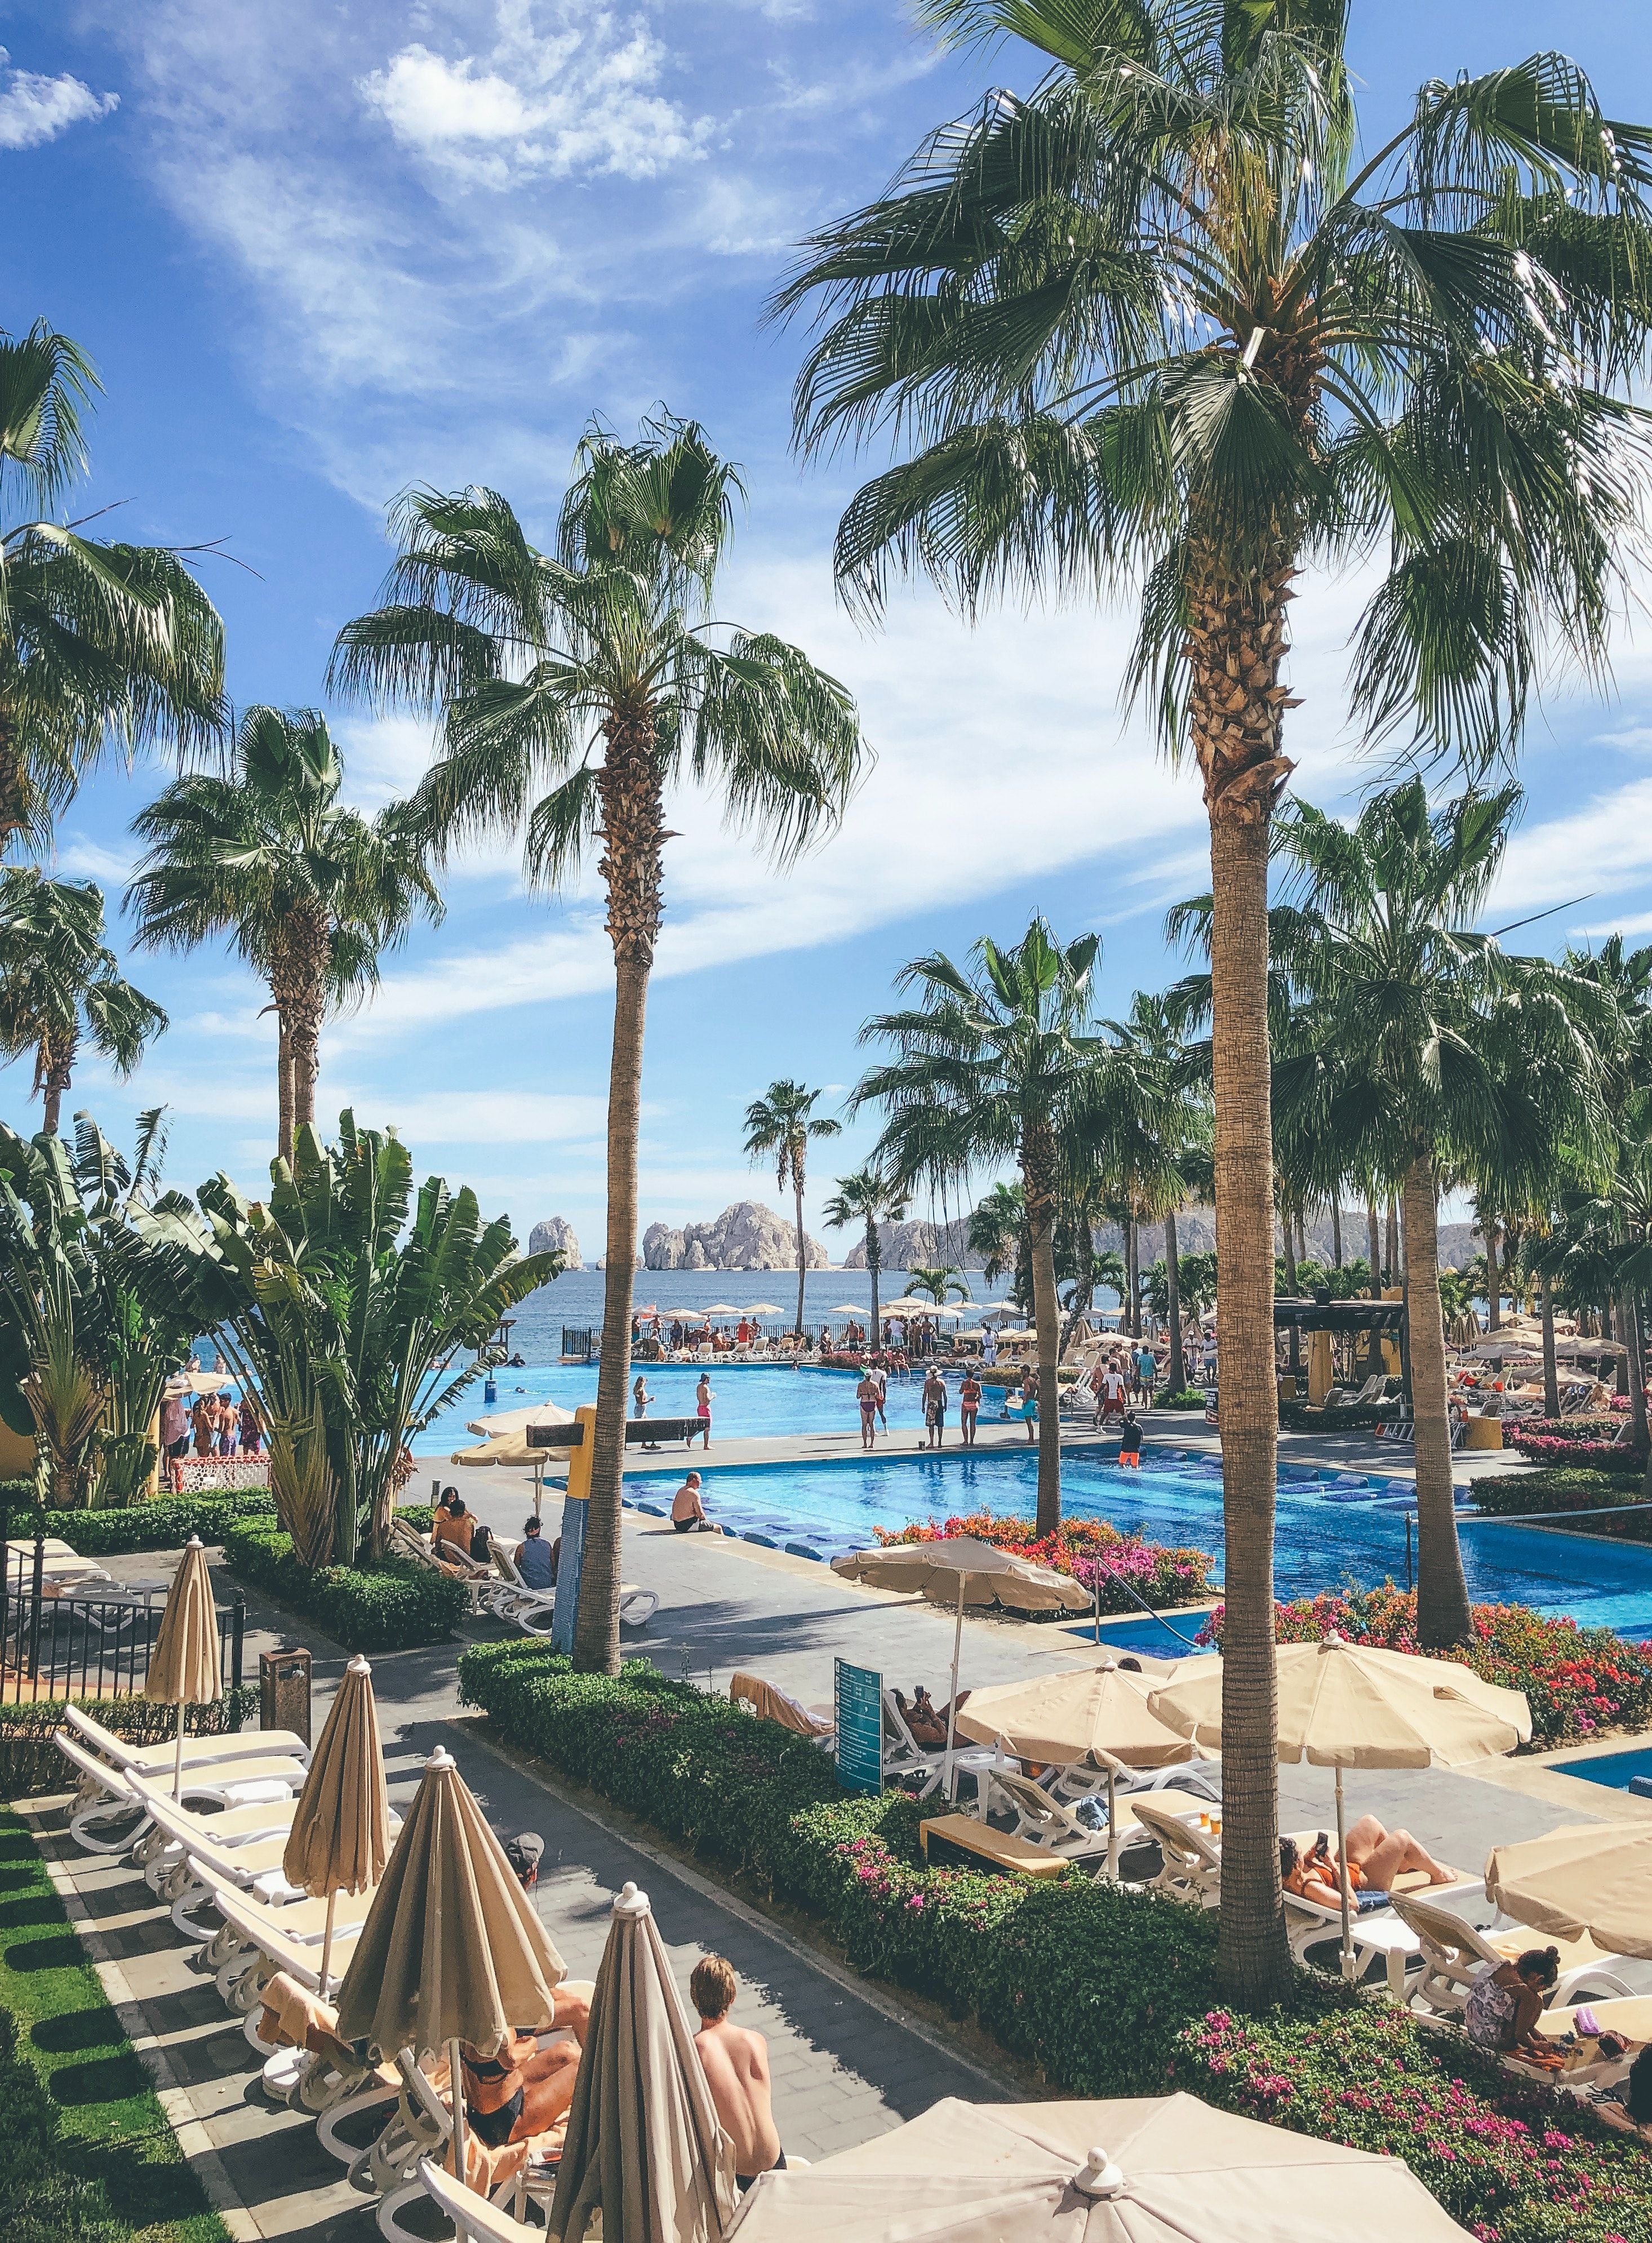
(449, 2035, 468, 2220)
(944, 1578, 964, 1804)
(1106, 1762, 1118, 1882)
(1336, 1765, 1355, 1981)
(1094, 1577, 1100, 1647)
(319, 1889, 337, 2002)
(172, 1702, 185, 1802)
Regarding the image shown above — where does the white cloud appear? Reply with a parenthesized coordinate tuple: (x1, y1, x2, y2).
(52, 834, 135, 883)
(1492, 777, 1652, 917)
(0, 51, 117, 149)
(346, 1089, 609, 1144)
(360, 9, 710, 186)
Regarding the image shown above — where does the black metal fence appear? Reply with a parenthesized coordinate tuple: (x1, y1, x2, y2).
(0, 1531, 245, 1710)
(562, 1327, 596, 1360)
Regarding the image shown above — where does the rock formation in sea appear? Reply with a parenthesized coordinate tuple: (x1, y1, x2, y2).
(529, 1216, 583, 1266)
(642, 1201, 828, 1271)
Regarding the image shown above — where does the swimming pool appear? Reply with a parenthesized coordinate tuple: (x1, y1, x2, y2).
(414, 1362, 952, 1450)
(1549, 1745, 1652, 1795)
(618, 1449, 1652, 1642)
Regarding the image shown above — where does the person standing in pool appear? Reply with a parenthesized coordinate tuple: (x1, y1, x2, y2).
(959, 1370, 982, 1447)
(1019, 1368, 1039, 1442)
(694, 1370, 714, 1449)
(1117, 1408, 1143, 1468)
(856, 1370, 881, 1450)
(632, 1371, 658, 1452)
(922, 1365, 948, 1449)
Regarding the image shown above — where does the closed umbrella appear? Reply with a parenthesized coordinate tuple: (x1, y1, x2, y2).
(335, 1745, 567, 2191)
(1150, 1634, 1530, 1977)
(1485, 1822, 1652, 1960)
(282, 1653, 391, 1999)
(953, 1660, 1196, 1876)
(144, 1536, 222, 1799)
(550, 1881, 738, 2243)
(832, 1538, 1090, 1797)
(724, 2091, 1473, 2241)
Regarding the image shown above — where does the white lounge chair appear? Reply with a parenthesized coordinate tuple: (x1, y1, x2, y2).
(489, 1544, 557, 1635)
(64, 1702, 309, 1780)
(209, 1882, 368, 2010)
(1389, 1891, 1636, 2019)
(880, 1687, 995, 1801)
(54, 1735, 305, 1855)
(1128, 1795, 1225, 1904)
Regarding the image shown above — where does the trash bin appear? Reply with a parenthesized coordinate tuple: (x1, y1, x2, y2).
(260, 1644, 312, 1744)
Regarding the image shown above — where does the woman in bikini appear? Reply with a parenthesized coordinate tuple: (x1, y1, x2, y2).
(460, 1984, 592, 2149)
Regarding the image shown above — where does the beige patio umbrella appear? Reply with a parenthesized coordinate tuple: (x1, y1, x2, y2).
(953, 1660, 1196, 1877)
(1485, 1821, 1652, 1960)
(144, 1536, 222, 1799)
(335, 1745, 567, 2189)
(1151, 1634, 1530, 1977)
(282, 1654, 392, 1999)
(549, 1882, 738, 2243)
(833, 1538, 1090, 1797)
(723, 2091, 1473, 2241)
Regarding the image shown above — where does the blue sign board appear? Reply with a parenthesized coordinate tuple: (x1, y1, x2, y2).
(835, 1658, 882, 1795)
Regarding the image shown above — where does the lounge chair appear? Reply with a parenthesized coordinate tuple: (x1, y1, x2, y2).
(157, 1797, 402, 1943)
(209, 1882, 367, 2011)
(880, 1686, 996, 1801)
(255, 1969, 400, 2115)
(729, 1671, 834, 1747)
(54, 1735, 305, 1855)
(416, 2162, 536, 2243)
(618, 1583, 659, 1629)
(1388, 1892, 1635, 2019)
(489, 1544, 557, 1635)
(989, 1769, 1214, 1868)
(1128, 1795, 1225, 1904)
(64, 1702, 309, 1780)
(389, 1520, 495, 1614)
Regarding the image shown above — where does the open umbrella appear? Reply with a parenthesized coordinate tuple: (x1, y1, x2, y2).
(1485, 1822, 1652, 1959)
(335, 1745, 567, 2189)
(723, 2091, 1473, 2241)
(742, 1302, 784, 1315)
(1150, 1634, 1529, 1976)
(704, 1304, 741, 1317)
(550, 1882, 738, 2243)
(144, 1536, 223, 1798)
(953, 1660, 1196, 1876)
(282, 1654, 391, 1998)
(832, 1539, 1090, 1797)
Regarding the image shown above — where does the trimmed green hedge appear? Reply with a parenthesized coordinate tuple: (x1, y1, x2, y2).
(1152, 1387, 1209, 1411)
(223, 1518, 466, 1652)
(457, 1641, 1652, 2240)
(1469, 1468, 1652, 1543)
(0, 1489, 278, 1555)
(0, 1689, 258, 1796)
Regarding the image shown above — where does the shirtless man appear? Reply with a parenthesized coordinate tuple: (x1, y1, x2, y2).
(670, 1471, 721, 1533)
(690, 1956, 783, 2191)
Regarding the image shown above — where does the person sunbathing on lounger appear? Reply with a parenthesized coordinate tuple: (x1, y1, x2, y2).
(459, 1983, 592, 2148)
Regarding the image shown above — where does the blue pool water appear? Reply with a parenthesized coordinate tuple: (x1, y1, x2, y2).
(616, 1448, 1652, 1644)
(1551, 1747, 1652, 1793)
(415, 1362, 967, 1451)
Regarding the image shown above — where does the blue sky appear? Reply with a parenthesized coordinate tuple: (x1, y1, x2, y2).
(5, 0, 1652, 1255)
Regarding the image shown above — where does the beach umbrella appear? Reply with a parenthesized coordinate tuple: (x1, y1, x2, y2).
(1485, 1822, 1652, 1960)
(832, 1539, 1090, 1796)
(549, 1881, 738, 2243)
(144, 1536, 222, 1799)
(743, 1302, 783, 1315)
(828, 1302, 863, 1314)
(952, 1660, 1195, 1875)
(723, 2090, 1473, 2241)
(704, 1304, 740, 1316)
(1150, 1634, 1530, 1977)
(282, 1654, 391, 1999)
(335, 1745, 567, 2190)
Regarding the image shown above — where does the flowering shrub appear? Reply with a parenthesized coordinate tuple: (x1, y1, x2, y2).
(1196, 1584, 1652, 1749)
(460, 1640, 1652, 2241)
(1173, 2005, 1650, 2243)
(872, 1509, 1215, 1613)
(1506, 1427, 1641, 1471)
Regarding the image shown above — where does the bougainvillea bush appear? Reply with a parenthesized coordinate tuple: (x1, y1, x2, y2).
(872, 1508, 1215, 1613)
(1196, 1584, 1652, 1749)
(459, 1640, 1652, 2242)
(1506, 1427, 1641, 1471)
(1173, 2005, 1651, 2243)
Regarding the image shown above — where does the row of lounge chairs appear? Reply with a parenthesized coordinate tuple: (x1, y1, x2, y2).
(388, 1519, 659, 1636)
(54, 1705, 580, 2241)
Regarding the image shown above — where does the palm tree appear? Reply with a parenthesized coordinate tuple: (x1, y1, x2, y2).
(1101, 992, 1211, 1392)
(126, 707, 442, 1161)
(330, 414, 865, 1675)
(743, 1080, 842, 1335)
(822, 1165, 909, 1339)
(858, 917, 1107, 1535)
(776, 0, 1652, 2002)
(969, 1179, 1027, 1298)
(1271, 781, 1608, 1643)
(905, 1263, 972, 1306)
(0, 322, 225, 853)
(0, 869, 166, 1132)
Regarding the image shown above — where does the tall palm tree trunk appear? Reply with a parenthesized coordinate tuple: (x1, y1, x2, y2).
(1022, 1125, 1062, 1538)
(1623, 1289, 1649, 1459)
(1330, 1200, 1342, 1268)
(1385, 1198, 1400, 1289)
(1485, 1219, 1502, 1331)
(1281, 1210, 1298, 1295)
(1540, 1271, 1560, 1418)
(1165, 1206, 1185, 1393)
(1125, 1214, 1139, 1338)
(1209, 809, 1289, 2002)
(1402, 1154, 1472, 1644)
(1366, 1200, 1381, 1289)
(793, 1170, 809, 1339)
(575, 708, 661, 1677)
(287, 904, 331, 1140)
(38, 1026, 76, 1135)
(276, 1011, 295, 1167)
(866, 1220, 881, 1347)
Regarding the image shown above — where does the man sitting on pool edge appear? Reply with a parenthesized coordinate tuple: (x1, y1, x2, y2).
(670, 1471, 725, 1534)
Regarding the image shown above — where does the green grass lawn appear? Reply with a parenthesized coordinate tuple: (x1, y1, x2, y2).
(0, 1805, 228, 2243)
